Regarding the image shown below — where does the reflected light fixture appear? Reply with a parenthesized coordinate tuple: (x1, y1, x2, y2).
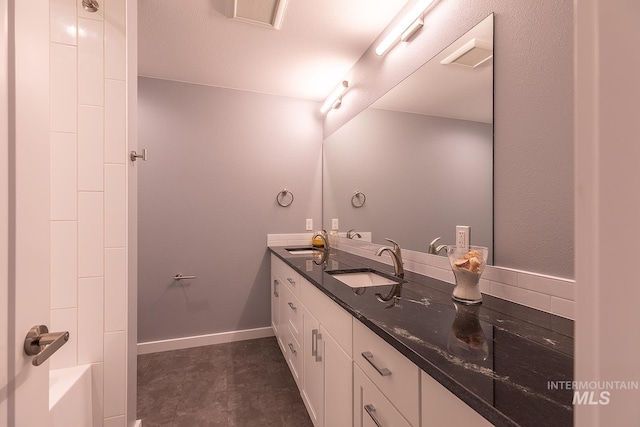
(320, 81, 349, 114)
(375, 0, 436, 56)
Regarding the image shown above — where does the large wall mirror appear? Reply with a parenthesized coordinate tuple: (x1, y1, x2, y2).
(323, 14, 494, 261)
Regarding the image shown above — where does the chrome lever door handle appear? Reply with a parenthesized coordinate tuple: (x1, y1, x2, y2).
(130, 149, 147, 162)
(24, 325, 69, 366)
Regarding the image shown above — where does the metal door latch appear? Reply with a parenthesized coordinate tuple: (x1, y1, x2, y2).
(24, 325, 69, 366)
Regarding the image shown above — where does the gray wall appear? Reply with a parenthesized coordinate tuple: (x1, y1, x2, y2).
(325, 1, 574, 279)
(323, 108, 493, 257)
(138, 77, 322, 342)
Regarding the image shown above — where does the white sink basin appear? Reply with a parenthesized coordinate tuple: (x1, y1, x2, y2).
(286, 247, 320, 255)
(327, 269, 399, 288)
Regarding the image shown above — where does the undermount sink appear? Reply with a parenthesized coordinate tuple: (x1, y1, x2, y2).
(286, 247, 320, 255)
(327, 268, 400, 288)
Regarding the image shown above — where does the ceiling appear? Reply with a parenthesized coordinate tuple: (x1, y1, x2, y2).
(138, 0, 408, 101)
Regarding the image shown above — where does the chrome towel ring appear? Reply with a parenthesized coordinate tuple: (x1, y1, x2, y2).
(352, 191, 366, 208)
(277, 189, 294, 207)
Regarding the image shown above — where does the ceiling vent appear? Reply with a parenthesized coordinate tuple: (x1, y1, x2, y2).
(440, 38, 493, 68)
(230, 0, 288, 29)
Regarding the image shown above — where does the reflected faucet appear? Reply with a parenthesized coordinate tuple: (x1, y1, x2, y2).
(376, 283, 403, 309)
(375, 238, 404, 279)
(347, 229, 362, 239)
(428, 237, 448, 255)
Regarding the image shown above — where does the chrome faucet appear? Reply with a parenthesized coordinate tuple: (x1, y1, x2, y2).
(312, 230, 329, 251)
(375, 238, 404, 279)
(428, 237, 447, 255)
(346, 229, 362, 239)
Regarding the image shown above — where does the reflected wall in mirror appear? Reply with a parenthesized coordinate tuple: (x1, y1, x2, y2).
(323, 14, 493, 261)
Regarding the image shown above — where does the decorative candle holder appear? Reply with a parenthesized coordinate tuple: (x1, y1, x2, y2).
(447, 246, 488, 305)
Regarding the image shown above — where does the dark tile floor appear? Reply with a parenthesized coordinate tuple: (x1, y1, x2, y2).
(137, 337, 314, 427)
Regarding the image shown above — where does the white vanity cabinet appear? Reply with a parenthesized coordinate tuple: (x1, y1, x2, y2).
(300, 280, 353, 427)
(352, 320, 420, 427)
(270, 254, 353, 427)
(354, 364, 412, 427)
(270, 270, 285, 353)
(271, 253, 492, 427)
(421, 371, 492, 426)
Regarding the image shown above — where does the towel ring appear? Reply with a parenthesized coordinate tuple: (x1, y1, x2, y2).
(277, 189, 294, 207)
(351, 191, 366, 208)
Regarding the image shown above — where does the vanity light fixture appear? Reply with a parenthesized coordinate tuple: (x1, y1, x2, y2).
(320, 81, 349, 114)
(375, 0, 437, 56)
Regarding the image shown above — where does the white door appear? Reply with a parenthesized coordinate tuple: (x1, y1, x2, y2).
(2, 0, 55, 426)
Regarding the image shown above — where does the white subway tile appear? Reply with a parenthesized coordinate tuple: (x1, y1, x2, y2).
(104, 331, 126, 418)
(50, 308, 78, 369)
(78, 277, 104, 364)
(78, 106, 104, 191)
(50, 43, 77, 133)
(491, 281, 551, 312)
(551, 297, 575, 320)
(91, 363, 105, 427)
(50, 132, 77, 220)
(51, 221, 78, 309)
(104, 416, 125, 427)
(429, 267, 455, 284)
(517, 272, 575, 301)
(104, 0, 126, 80)
(50, 0, 77, 45)
(104, 164, 126, 248)
(78, 18, 104, 106)
(104, 80, 126, 163)
(482, 266, 518, 287)
(105, 248, 126, 331)
(78, 192, 104, 277)
(77, 0, 104, 21)
(479, 278, 491, 294)
(430, 255, 451, 270)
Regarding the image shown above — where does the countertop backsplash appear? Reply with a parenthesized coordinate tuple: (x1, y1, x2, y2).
(267, 233, 575, 320)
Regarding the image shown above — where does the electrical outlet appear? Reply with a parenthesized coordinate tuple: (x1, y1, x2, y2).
(306, 219, 313, 231)
(456, 225, 470, 251)
(332, 218, 339, 230)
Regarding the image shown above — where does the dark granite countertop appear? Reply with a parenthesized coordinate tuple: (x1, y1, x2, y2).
(270, 246, 574, 427)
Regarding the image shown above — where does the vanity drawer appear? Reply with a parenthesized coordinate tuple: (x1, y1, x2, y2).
(354, 364, 411, 427)
(282, 326, 302, 389)
(353, 320, 420, 426)
(272, 255, 302, 298)
(282, 284, 302, 344)
(301, 278, 352, 356)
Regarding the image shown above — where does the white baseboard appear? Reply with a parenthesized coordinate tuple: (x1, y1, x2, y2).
(137, 326, 275, 355)
(135, 420, 142, 427)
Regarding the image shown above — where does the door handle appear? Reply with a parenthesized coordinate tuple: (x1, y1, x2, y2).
(24, 325, 69, 366)
(130, 149, 147, 162)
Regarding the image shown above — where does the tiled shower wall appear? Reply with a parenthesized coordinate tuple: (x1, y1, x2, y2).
(49, 0, 128, 426)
